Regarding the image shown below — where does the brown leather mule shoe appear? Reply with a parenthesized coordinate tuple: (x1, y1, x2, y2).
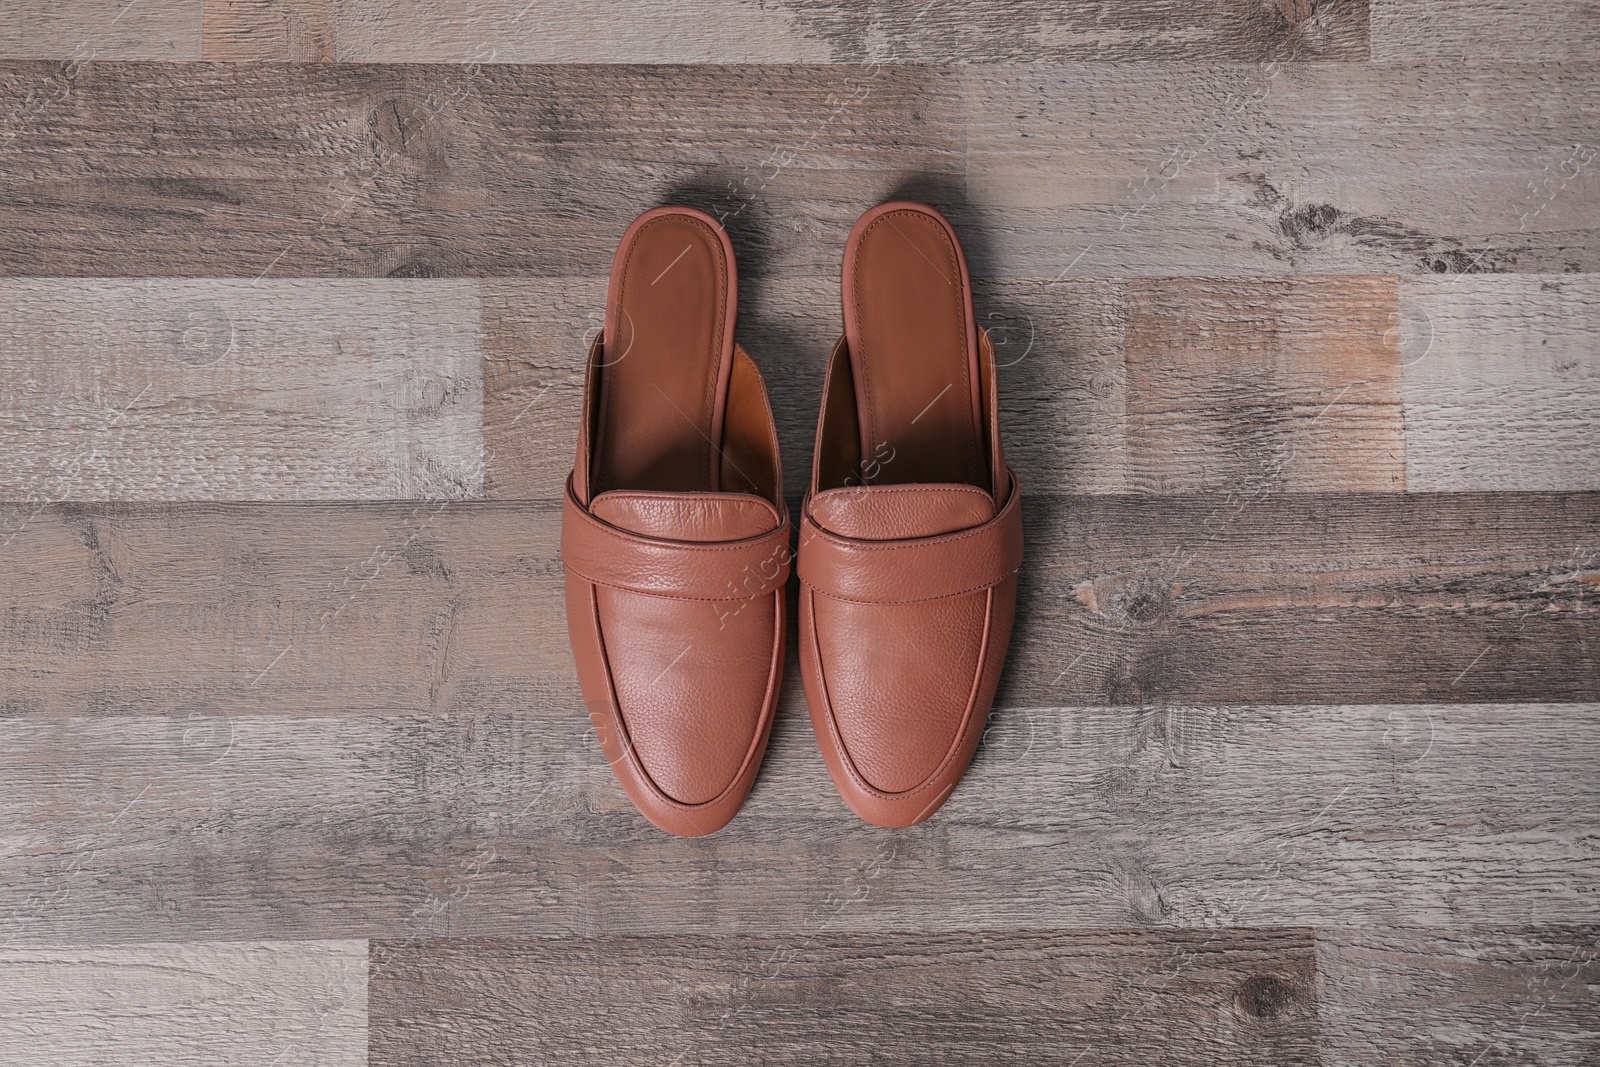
(561, 206, 788, 836)
(799, 201, 1022, 828)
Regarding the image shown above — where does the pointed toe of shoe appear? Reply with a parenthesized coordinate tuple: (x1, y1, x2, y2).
(800, 577, 1014, 828)
(567, 568, 784, 837)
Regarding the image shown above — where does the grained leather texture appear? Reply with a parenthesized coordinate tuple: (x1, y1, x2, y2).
(800, 200, 1022, 829)
(561, 206, 786, 837)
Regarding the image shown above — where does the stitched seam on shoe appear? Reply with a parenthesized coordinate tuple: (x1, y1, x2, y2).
(812, 587, 992, 804)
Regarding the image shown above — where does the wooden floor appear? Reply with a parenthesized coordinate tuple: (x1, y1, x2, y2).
(1, 1, 1598, 1063)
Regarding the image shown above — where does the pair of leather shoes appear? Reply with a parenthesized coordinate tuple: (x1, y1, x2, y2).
(561, 202, 1022, 835)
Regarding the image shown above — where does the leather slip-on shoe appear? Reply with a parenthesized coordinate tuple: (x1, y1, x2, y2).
(561, 205, 788, 837)
(798, 200, 1022, 828)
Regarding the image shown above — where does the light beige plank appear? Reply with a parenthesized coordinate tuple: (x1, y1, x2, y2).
(1123, 276, 1404, 491)
(0, 941, 366, 1066)
(1401, 275, 1600, 491)
(0, 1, 202, 61)
(202, 0, 333, 61)
(1371, 0, 1600, 60)
(1318, 927, 1600, 1066)
(0, 279, 483, 502)
(1, 704, 1594, 943)
(964, 62, 1600, 277)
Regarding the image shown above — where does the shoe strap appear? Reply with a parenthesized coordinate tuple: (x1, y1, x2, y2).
(798, 469, 1023, 604)
(561, 474, 791, 601)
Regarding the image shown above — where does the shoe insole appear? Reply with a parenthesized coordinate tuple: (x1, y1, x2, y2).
(594, 208, 735, 495)
(843, 203, 987, 489)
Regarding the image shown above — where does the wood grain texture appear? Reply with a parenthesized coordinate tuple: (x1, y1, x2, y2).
(0, 941, 365, 1066)
(0, 703, 1594, 944)
(4, 62, 1594, 280)
(1123, 276, 1403, 491)
(202, 0, 333, 62)
(0, 62, 962, 278)
(1371, 0, 1600, 60)
(1401, 275, 1600, 492)
(964, 61, 1600, 277)
(1318, 927, 1600, 1066)
(0, 279, 483, 502)
(367, 930, 1321, 1065)
(2, 493, 1594, 717)
(333, 0, 1370, 64)
(1013, 492, 1599, 706)
(0, 2, 202, 61)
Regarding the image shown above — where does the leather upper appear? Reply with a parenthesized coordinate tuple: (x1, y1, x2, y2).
(561, 206, 787, 837)
(800, 201, 1021, 828)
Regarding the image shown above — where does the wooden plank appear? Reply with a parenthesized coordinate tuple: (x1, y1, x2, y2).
(1371, 1, 1600, 61)
(1012, 492, 1600, 706)
(0, 2, 201, 61)
(0, 62, 962, 278)
(1318, 927, 1600, 1066)
(964, 62, 1600, 277)
(1123, 276, 1403, 492)
(366, 930, 1321, 1065)
(0, 279, 483, 502)
(333, 0, 1370, 64)
(0, 941, 366, 1066)
(0, 703, 1594, 943)
(202, 0, 333, 62)
(1, 493, 1594, 716)
(1401, 275, 1600, 492)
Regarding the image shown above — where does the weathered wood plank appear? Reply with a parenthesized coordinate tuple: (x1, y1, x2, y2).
(202, 0, 333, 62)
(964, 62, 1600, 277)
(1123, 276, 1403, 491)
(11, 62, 1594, 280)
(1371, 0, 1600, 60)
(1012, 492, 1599, 706)
(0, 62, 962, 278)
(2, 494, 1594, 714)
(333, 0, 1369, 64)
(1317, 927, 1600, 1066)
(1401, 275, 1600, 492)
(366, 930, 1321, 1065)
(0, 703, 1594, 943)
(0, 279, 483, 502)
(0, 2, 201, 62)
(0, 940, 366, 1066)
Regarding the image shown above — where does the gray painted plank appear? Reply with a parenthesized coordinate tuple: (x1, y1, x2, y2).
(0, 703, 1594, 943)
(367, 930, 1321, 1065)
(1, 494, 1594, 718)
(334, 0, 1369, 64)
(2, 62, 1594, 279)
(1371, 0, 1600, 60)
(964, 61, 1600, 277)
(0, 2, 201, 61)
(0, 62, 963, 279)
(0, 940, 366, 1066)
(0, 279, 483, 503)
(1318, 927, 1600, 1066)
(1401, 275, 1600, 492)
